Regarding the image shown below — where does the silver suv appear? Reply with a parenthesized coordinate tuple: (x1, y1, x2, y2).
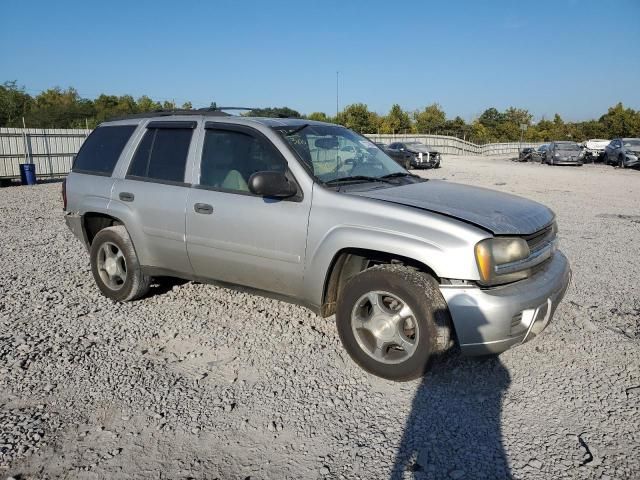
(64, 111, 571, 381)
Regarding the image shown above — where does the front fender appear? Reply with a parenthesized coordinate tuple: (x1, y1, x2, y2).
(302, 223, 481, 309)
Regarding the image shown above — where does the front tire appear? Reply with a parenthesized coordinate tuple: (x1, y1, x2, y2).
(90, 225, 151, 302)
(336, 265, 452, 381)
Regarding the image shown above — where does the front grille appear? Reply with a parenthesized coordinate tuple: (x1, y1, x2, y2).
(523, 223, 556, 252)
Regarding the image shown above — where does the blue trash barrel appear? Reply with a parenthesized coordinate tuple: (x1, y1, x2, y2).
(19, 163, 37, 185)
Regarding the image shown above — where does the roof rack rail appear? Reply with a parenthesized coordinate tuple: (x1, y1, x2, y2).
(199, 106, 258, 112)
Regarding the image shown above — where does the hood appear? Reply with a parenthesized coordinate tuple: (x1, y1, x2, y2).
(406, 144, 436, 154)
(350, 180, 554, 235)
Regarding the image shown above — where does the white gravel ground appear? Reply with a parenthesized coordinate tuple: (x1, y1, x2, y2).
(1, 156, 639, 479)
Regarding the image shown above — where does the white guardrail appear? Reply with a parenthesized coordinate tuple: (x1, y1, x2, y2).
(364, 134, 543, 156)
(0, 128, 540, 179)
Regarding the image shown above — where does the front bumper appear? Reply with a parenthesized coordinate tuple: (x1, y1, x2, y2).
(624, 155, 639, 167)
(440, 251, 571, 355)
(411, 153, 440, 168)
(554, 159, 583, 165)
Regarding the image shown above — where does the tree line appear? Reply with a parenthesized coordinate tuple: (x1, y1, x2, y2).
(1, 81, 639, 143)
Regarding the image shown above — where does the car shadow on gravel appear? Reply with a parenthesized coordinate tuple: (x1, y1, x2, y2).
(391, 305, 512, 479)
(141, 276, 190, 298)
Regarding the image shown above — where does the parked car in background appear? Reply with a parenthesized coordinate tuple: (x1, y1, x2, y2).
(63, 112, 570, 381)
(582, 139, 609, 163)
(516, 147, 535, 162)
(603, 138, 640, 168)
(544, 141, 584, 166)
(532, 144, 549, 163)
(385, 142, 441, 169)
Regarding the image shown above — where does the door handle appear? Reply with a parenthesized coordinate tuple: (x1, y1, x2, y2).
(119, 192, 134, 202)
(194, 203, 213, 214)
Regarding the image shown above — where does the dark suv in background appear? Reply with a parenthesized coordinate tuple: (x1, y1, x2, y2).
(384, 142, 441, 169)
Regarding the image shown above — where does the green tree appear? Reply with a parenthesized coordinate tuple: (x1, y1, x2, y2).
(478, 107, 504, 133)
(470, 119, 489, 143)
(335, 103, 378, 133)
(247, 107, 301, 118)
(306, 111, 329, 122)
(181, 101, 193, 110)
(600, 102, 640, 137)
(137, 95, 162, 112)
(381, 104, 412, 134)
(0, 81, 33, 127)
(24, 87, 94, 128)
(413, 103, 446, 133)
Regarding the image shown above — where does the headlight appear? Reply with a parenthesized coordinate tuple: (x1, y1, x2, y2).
(475, 237, 531, 285)
(554, 152, 560, 157)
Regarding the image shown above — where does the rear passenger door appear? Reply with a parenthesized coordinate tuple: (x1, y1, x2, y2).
(112, 120, 197, 275)
(185, 123, 311, 297)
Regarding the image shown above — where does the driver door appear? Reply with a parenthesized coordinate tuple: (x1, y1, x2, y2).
(185, 124, 311, 298)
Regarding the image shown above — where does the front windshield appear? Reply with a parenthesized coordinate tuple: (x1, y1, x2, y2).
(276, 124, 406, 183)
(623, 139, 640, 148)
(556, 143, 580, 151)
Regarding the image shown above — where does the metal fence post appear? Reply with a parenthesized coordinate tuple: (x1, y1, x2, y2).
(44, 129, 54, 177)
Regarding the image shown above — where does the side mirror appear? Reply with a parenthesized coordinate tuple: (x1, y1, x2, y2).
(248, 171, 297, 198)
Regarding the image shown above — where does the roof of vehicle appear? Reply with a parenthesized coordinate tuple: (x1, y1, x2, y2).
(104, 109, 332, 128)
(622, 137, 640, 141)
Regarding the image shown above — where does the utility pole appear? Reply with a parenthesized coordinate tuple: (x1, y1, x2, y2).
(336, 71, 339, 118)
(520, 123, 527, 154)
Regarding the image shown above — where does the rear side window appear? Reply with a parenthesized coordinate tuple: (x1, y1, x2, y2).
(72, 125, 136, 175)
(127, 127, 194, 183)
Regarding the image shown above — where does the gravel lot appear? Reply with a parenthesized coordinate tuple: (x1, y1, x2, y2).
(1, 156, 639, 479)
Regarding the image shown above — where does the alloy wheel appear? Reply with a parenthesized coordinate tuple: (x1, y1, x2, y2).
(351, 291, 419, 364)
(97, 241, 127, 290)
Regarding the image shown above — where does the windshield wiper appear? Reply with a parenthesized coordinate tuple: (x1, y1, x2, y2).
(324, 175, 394, 186)
(284, 124, 309, 136)
(381, 172, 420, 179)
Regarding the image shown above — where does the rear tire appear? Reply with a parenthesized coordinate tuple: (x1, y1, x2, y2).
(336, 264, 452, 381)
(90, 225, 151, 302)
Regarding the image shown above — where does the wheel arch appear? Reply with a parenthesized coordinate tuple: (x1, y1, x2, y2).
(83, 212, 126, 245)
(319, 247, 440, 318)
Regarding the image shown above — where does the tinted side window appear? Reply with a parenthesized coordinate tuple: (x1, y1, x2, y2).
(73, 125, 136, 175)
(127, 128, 193, 183)
(199, 129, 286, 193)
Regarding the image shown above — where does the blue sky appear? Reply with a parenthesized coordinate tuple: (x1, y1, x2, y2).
(1, 0, 639, 121)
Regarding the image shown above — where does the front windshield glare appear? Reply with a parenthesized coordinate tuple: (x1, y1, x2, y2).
(277, 124, 406, 183)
